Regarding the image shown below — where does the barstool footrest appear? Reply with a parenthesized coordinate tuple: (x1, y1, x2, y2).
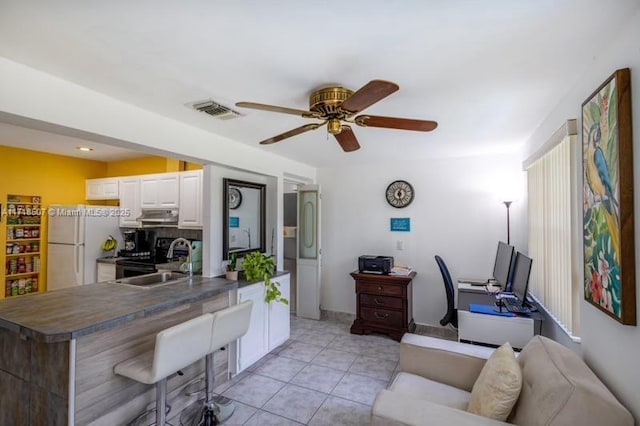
(179, 397, 235, 426)
(126, 403, 172, 426)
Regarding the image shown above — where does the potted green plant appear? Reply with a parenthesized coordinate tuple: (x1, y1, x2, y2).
(242, 251, 288, 305)
(224, 253, 238, 281)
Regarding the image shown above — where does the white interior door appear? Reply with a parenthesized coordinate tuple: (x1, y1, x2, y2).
(296, 185, 321, 319)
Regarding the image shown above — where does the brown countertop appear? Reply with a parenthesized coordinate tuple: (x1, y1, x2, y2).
(0, 276, 237, 343)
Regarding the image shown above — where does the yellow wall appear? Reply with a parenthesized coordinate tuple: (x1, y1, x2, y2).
(0, 146, 107, 298)
(0, 149, 203, 299)
(105, 156, 169, 177)
(105, 156, 203, 175)
(185, 162, 203, 171)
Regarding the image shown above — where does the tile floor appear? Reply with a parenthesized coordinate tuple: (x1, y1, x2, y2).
(210, 316, 412, 425)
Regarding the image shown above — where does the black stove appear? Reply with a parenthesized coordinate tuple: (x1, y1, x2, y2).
(115, 238, 198, 278)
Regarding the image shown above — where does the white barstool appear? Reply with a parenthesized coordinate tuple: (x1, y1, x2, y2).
(114, 313, 215, 426)
(180, 300, 253, 426)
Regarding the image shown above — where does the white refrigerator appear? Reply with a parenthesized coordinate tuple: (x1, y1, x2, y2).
(47, 205, 122, 291)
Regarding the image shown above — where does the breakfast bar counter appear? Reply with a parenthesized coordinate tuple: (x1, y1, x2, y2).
(0, 276, 239, 426)
(0, 276, 237, 342)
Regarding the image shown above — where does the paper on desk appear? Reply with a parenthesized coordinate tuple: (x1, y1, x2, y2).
(389, 265, 412, 276)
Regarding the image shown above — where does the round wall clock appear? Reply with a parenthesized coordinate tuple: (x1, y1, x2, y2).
(386, 180, 414, 208)
(229, 187, 242, 209)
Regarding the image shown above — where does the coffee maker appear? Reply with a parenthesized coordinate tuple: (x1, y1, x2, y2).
(121, 230, 155, 257)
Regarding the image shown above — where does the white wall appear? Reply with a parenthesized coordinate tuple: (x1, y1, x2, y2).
(318, 152, 526, 325)
(525, 9, 640, 420)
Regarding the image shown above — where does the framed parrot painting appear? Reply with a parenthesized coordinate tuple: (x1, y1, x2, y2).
(582, 68, 636, 325)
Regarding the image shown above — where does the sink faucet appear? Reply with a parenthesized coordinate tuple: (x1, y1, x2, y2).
(167, 238, 193, 277)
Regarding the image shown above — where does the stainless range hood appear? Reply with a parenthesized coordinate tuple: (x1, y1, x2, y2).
(136, 209, 179, 227)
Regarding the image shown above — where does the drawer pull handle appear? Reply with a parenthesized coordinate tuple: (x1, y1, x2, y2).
(374, 312, 389, 319)
(377, 286, 383, 291)
(374, 298, 385, 305)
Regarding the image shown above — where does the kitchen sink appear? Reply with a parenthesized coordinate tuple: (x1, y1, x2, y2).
(112, 271, 189, 288)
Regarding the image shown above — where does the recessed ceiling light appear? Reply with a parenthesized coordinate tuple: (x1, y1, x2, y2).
(77, 146, 93, 152)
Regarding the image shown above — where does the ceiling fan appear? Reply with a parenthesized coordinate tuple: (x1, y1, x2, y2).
(235, 80, 438, 152)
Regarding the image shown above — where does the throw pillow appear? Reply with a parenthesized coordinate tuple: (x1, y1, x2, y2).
(467, 342, 522, 421)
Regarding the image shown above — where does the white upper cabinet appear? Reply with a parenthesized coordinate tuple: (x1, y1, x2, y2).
(119, 177, 141, 227)
(179, 170, 203, 228)
(86, 178, 119, 200)
(140, 173, 179, 209)
(90, 171, 201, 228)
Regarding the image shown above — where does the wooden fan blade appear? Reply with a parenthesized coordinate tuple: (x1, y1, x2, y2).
(334, 126, 361, 152)
(259, 123, 323, 145)
(340, 80, 399, 114)
(236, 102, 319, 118)
(355, 115, 438, 132)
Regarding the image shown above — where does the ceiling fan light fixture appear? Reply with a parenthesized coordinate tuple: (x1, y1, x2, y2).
(327, 118, 342, 135)
(237, 79, 437, 151)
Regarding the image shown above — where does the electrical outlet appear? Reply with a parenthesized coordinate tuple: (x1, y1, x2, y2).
(397, 240, 404, 250)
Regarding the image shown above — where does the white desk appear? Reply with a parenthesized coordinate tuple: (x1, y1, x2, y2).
(458, 310, 534, 349)
(457, 282, 501, 293)
(457, 280, 537, 350)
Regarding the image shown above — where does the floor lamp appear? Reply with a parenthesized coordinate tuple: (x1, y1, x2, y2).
(503, 201, 512, 244)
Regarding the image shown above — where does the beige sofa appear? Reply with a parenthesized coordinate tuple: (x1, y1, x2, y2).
(372, 334, 633, 425)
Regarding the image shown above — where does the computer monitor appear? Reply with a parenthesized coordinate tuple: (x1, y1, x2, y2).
(492, 241, 515, 287)
(511, 252, 533, 306)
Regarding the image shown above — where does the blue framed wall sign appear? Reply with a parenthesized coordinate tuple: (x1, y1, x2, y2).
(229, 217, 240, 228)
(390, 217, 411, 232)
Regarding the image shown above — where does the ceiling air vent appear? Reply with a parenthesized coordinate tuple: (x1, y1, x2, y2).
(191, 100, 240, 120)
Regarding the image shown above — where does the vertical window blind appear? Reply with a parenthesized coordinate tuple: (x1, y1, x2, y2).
(527, 134, 579, 335)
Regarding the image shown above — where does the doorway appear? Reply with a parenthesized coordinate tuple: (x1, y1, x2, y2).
(283, 181, 298, 313)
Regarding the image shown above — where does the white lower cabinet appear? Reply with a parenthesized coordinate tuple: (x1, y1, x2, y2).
(236, 282, 269, 372)
(268, 275, 291, 349)
(234, 273, 290, 373)
(96, 263, 116, 282)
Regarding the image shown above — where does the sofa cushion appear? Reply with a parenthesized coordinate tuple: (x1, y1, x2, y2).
(372, 390, 510, 426)
(389, 371, 471, 411)
(467, 343, 522, 421)
(509, 336, 633, 426)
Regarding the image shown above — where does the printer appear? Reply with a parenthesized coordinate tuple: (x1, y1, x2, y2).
(358, 255, 394, 274)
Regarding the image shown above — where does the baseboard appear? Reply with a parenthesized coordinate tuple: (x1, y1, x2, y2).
(413, 323, 458, 341)
(318, 310, 458, 341)
(320, 309, 355, 324)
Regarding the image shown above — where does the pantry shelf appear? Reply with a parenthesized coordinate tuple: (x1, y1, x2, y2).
(5, 272, 39, 279)
(4, 194, 42, 298)
(6, 252, 41, 258)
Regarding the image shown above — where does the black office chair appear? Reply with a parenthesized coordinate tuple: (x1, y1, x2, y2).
(435, 255, 458, 328)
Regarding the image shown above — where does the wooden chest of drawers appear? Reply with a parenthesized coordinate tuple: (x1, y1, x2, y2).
(350, 271, 416, 341)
